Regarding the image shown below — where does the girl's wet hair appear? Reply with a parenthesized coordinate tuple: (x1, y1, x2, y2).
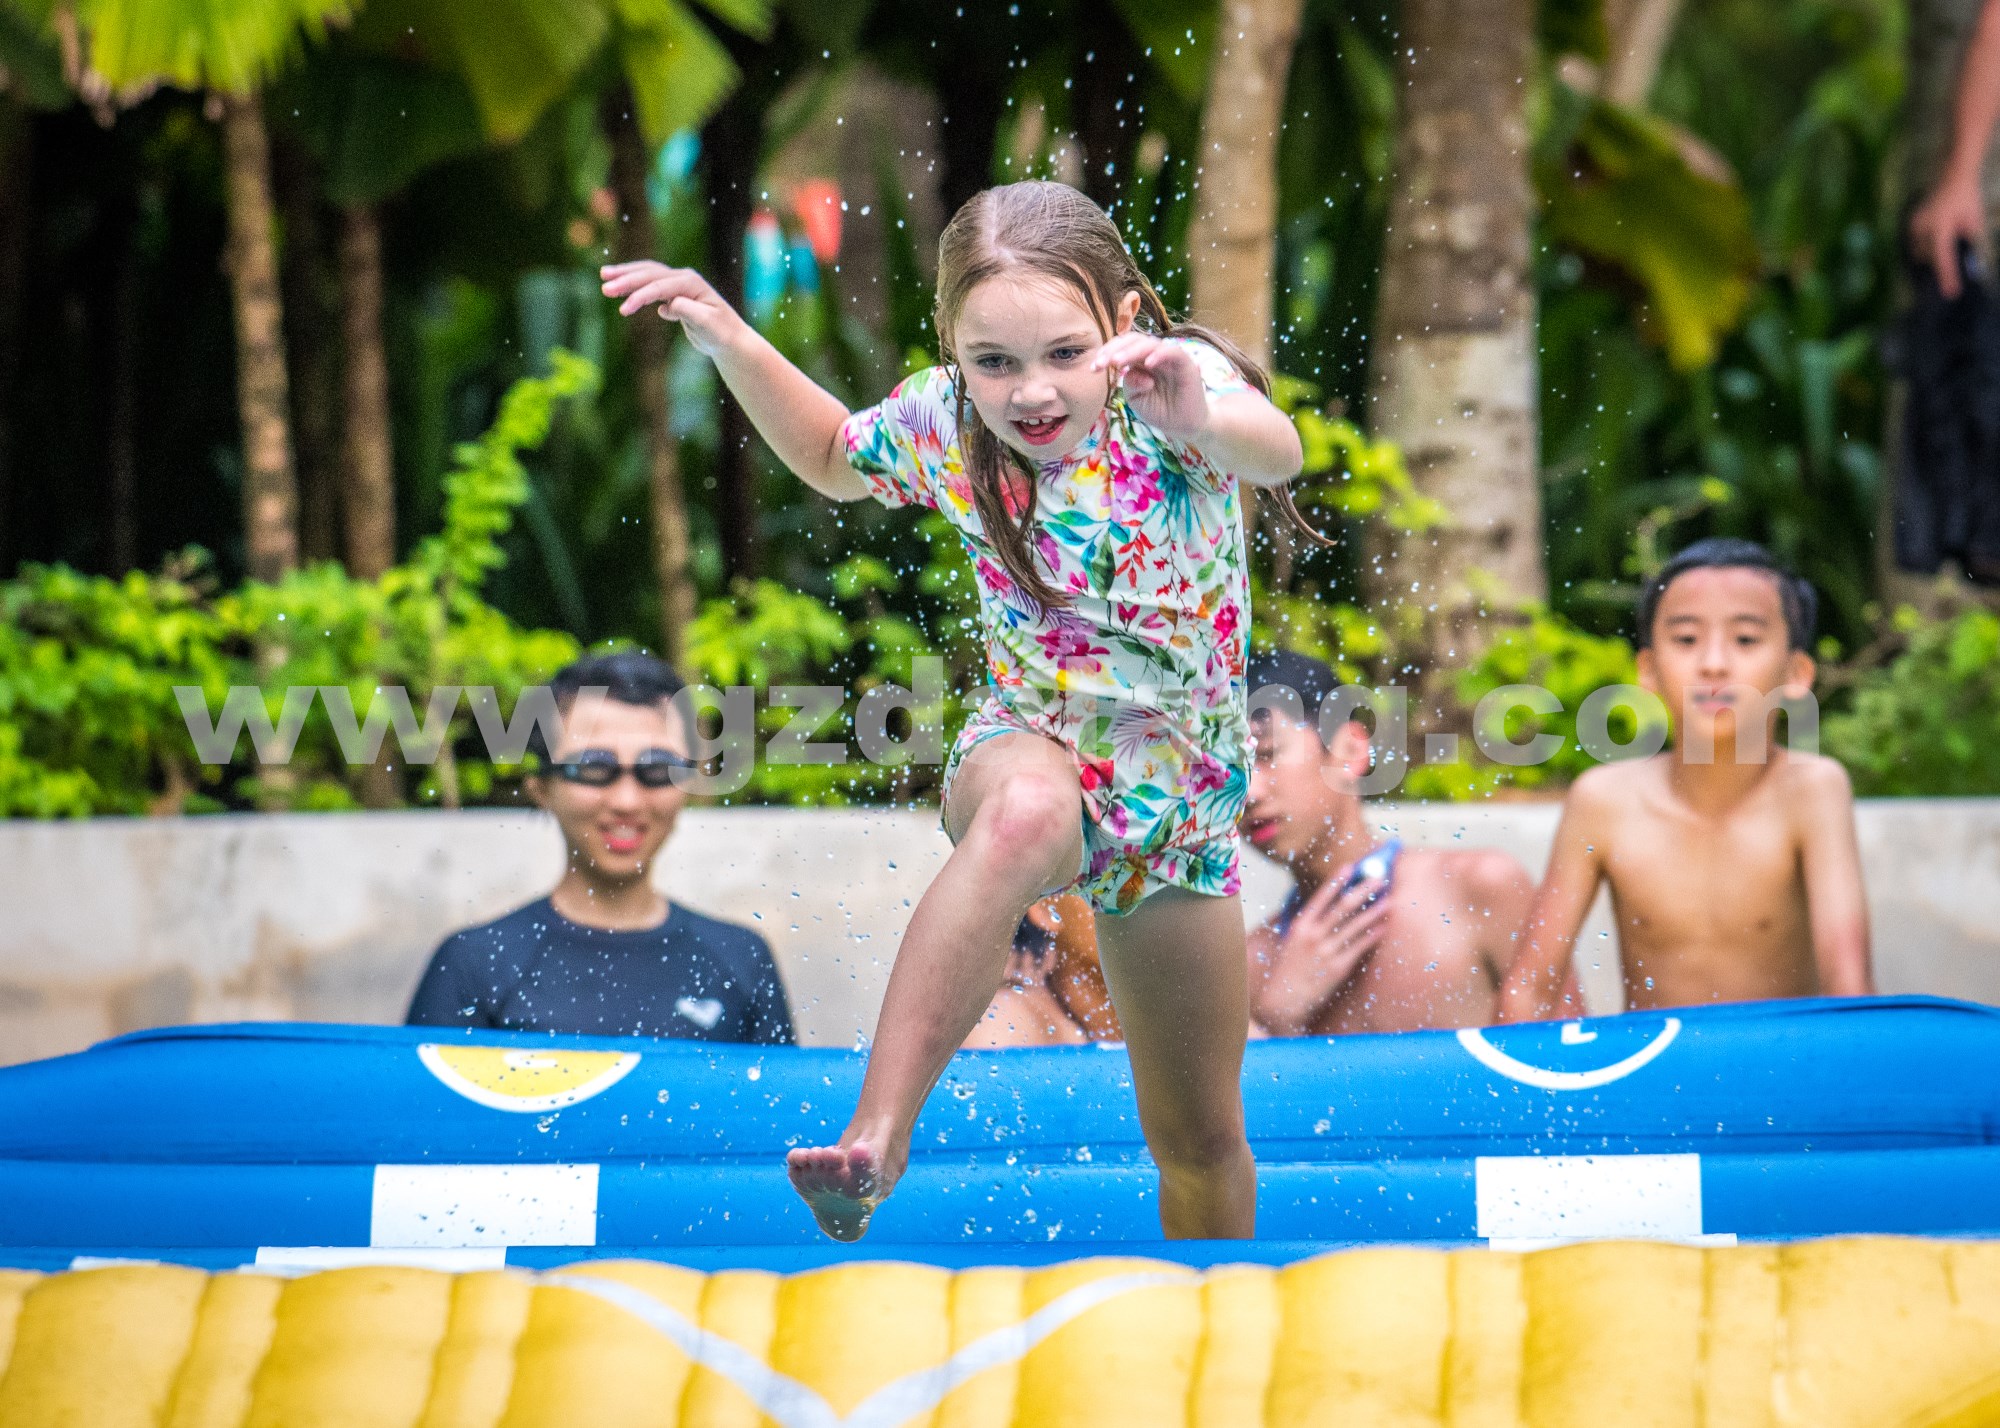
(933, 180, 1331, 611)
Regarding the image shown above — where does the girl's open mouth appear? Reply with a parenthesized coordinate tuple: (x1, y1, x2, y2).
(1013, 415, 1065, 446)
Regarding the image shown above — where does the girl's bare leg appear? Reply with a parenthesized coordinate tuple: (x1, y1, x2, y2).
(1095, 887, 1257, 1238)
(786, 733, 1084, 1239)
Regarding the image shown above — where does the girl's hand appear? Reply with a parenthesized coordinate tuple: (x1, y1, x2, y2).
(1091, 334, 1208, 438)
(600, 262, 747, 358)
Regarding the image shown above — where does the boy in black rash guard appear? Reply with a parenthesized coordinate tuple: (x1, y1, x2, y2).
(406, 653, 794, 1044)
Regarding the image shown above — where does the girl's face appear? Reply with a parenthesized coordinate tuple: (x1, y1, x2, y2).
(953, 274, 1142, 460)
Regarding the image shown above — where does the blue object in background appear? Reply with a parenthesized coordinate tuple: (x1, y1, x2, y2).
(787, 237, 821, 296)
(744, 212, 787, 323)
(1, 997, 1998, 1272)
(646, 129, 701, 214)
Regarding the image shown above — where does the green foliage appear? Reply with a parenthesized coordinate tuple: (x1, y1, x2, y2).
(0, 357, 599, 816)
(51, 0, 353, 93)
(1278, 376, 1445, 533)
(1539, 0, 1607, 65)
(1542, 0, 1902, 650)
(1396, 608, 1648, 802)
(1823, 609, 2000, 797)
(1540, 96, 1760, 371)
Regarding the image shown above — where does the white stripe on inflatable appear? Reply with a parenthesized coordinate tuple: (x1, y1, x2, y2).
(252, 1246, 508, 1273)
(1475, 1152, 1704, 1241)
(371, 1163, 599, 1248)
(544, 1267, 1190, 1428)
(1456, 1018, 1681, 1091)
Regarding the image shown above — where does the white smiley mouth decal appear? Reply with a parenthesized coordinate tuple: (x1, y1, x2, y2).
(1456, 1018, 1682, 1091)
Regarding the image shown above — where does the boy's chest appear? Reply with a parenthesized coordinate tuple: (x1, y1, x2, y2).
(1601, 808, 1808, 938)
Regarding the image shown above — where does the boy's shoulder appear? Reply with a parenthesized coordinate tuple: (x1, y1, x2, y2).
(1771, 747, 1857, 807)
(1565, 756, 1659, 809)
(1404, 843, 1531, 901)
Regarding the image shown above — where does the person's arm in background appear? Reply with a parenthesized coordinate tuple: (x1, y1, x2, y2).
(404, 935, 497, 1028)
(1796, 758, 1876, 998)
(1498, 775, 1611, 1022)
(1911, 0, 2000, 296)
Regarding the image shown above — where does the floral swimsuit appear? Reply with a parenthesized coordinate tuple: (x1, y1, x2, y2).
(840, 339, 1253, 915)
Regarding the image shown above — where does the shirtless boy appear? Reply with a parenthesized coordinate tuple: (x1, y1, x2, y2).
(1499, 539, 1875, 1020)
(1242, 650, 1537, 1035)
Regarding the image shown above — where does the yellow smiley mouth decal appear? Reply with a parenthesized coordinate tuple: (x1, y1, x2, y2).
(417, 1045, 641, 1112)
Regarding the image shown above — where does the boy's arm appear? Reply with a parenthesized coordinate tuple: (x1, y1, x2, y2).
(1796, 760, 1876, 997)
(1498, 784, 1608, 1022)
(601, 262, 869, 501)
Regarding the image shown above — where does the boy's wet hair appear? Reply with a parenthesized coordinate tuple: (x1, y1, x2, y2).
(1247, 649, 1345, 744)
(1636, 538, 1817, 652)
(526, 651, 687, 766)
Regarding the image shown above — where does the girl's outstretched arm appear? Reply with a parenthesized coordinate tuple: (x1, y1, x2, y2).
(1091, 333, 1303, 486)
(601, 262, 869, 501)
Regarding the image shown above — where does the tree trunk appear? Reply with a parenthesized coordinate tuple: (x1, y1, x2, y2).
(1366, 0, 1544, 669)
(1075, 7, 1142, 213)
(338, 203, 397, 579)
(702, 89, 764, 585)
(1186, 0, 1305, 590)
(272, 134, 341, 566)
(218, 92, 298, 583)
(606, 88, 698, 664)
(1603, 0, 1685, 108)
(108, 198, 139, 572)
(939, 61, 1006, 218)
(1186, 0, 1302, 367)
(0, 101, 32, 572)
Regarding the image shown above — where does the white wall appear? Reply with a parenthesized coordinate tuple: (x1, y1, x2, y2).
(0, 800, 1994, 1064)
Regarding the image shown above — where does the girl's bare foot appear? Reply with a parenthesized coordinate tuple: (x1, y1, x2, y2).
(786, 1141, 894, 1241)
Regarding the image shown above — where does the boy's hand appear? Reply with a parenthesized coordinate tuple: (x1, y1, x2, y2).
(600, 262, 746, 358)
(1281, 868, 1390, 994)
(1091, 334, 1208, 438)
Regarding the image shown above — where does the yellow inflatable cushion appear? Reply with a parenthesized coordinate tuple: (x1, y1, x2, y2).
(0, 1238, 1995, 1427)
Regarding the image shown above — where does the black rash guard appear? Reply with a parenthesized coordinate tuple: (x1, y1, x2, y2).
(406, 897, 795, 1045)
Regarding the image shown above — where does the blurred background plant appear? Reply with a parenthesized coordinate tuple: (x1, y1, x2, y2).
(1, 0, 1993, 815)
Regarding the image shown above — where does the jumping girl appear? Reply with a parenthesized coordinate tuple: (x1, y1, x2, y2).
(602, 180, 1320, 1242)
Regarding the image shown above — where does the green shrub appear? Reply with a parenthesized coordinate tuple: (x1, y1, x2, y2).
(0, 354, 598, 816)
(1823, 608, 2000, 797)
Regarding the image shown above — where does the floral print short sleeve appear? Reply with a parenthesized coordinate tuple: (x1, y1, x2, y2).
(839, 339, 1256, 915)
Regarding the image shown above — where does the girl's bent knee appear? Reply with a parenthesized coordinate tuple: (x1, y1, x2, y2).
(971, 776, 1078, 863)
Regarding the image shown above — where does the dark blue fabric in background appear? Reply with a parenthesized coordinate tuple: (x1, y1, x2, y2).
(405, 896, 794, 1045)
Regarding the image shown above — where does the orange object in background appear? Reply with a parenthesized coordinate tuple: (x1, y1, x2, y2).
(791, 178, 843, 262)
